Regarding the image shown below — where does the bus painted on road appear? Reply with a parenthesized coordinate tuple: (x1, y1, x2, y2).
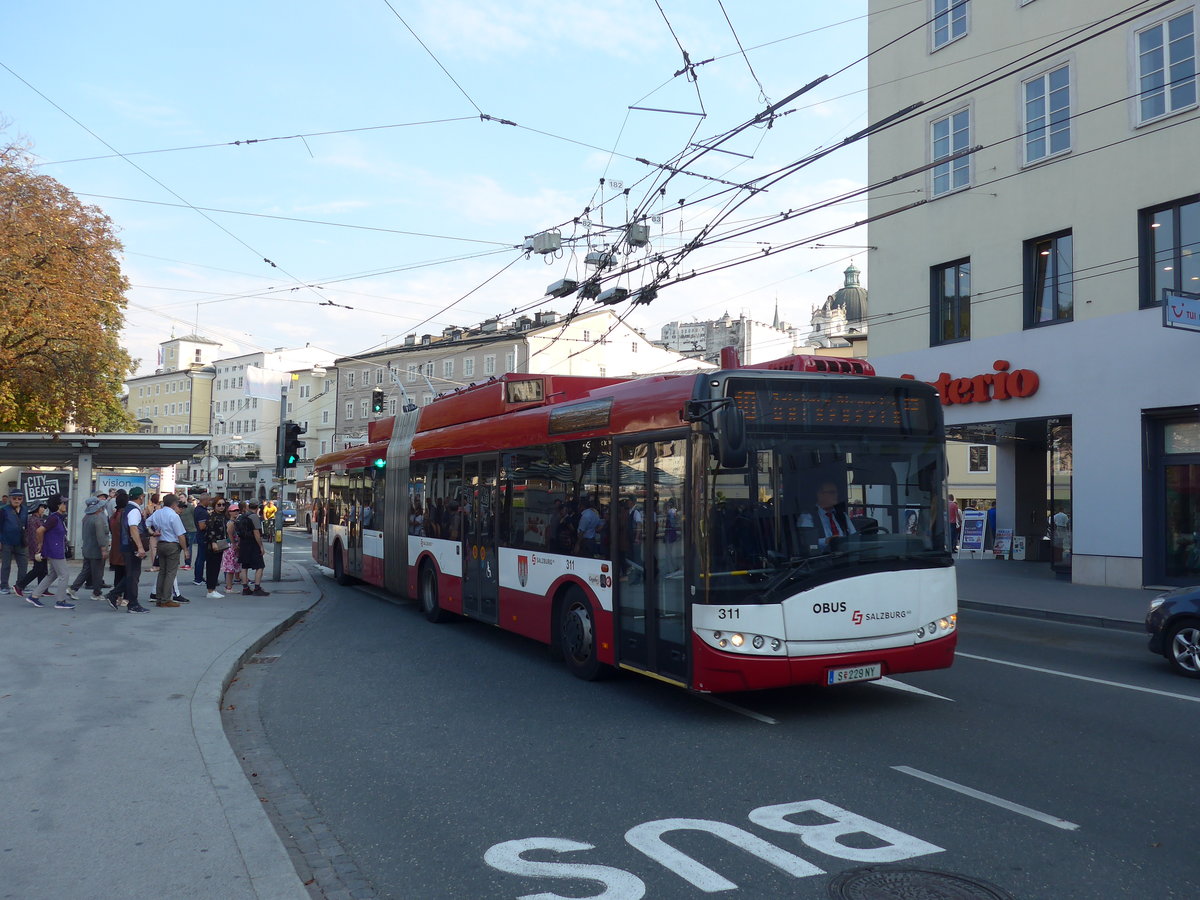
(311, 350, 957, 692)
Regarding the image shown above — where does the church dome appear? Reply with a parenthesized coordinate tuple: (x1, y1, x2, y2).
(824, 263, 868, 326)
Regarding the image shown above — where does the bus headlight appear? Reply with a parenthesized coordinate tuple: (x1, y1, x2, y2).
(730, 633, 745, 647)
(752, 635, 765, 649)
(705, 630, 785, 655)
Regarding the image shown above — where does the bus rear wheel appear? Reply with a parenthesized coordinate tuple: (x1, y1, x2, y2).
(420, 564, 450, 623)
(559, 588, 606, 681)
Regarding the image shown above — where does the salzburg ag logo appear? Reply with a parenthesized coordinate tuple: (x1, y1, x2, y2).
(517, 555, 529, 588)
(852, 610, 863, 626)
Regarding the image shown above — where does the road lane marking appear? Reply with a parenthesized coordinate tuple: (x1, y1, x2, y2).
(872, 677, 955, 701)
(700, 695, 779, 725)
(956, 652, 1200, 704)
(892, 766, 1080, 831)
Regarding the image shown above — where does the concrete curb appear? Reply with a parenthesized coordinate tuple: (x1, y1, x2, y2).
(960, 598, 1144, 633)
(190, 563, 325, 900)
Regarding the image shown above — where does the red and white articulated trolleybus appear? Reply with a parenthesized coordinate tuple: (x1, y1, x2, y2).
(311, 350, 957, 692)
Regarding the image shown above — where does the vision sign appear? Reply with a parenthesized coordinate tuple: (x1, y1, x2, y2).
(901, 360, 1039, 406)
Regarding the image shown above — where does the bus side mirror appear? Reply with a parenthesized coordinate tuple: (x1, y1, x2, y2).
(716, 405, 748, 469)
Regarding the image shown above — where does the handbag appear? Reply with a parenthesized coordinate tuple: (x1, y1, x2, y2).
(212, 539, 230, 552)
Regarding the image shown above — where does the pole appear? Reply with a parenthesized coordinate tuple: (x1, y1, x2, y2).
(272, 378, 287, 582)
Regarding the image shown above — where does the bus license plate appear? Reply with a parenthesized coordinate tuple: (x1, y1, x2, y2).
(826, 663, 882, 686)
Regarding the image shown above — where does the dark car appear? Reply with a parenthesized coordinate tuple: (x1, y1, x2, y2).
(1146, 585, 1200, 678)
(280, 503, 297, 527)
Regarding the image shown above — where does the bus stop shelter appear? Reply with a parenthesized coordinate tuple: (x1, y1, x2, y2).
(0, 432, 210, 551)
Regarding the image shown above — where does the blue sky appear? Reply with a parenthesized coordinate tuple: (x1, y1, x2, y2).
(3, 1, 871, 376)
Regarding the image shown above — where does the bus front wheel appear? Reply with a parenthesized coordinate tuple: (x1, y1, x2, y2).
(559, 588, 606, 681)
(420, 564, 451, 623)
(332, 544, 352, 586)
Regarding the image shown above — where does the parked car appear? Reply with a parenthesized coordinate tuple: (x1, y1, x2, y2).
(1146, 585, 1200, 678)
(280, 503, 297, 527)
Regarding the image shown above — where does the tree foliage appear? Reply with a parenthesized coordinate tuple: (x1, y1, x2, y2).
(0, 142, 135, 432)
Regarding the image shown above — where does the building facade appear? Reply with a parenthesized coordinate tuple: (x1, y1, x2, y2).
(658, 309, 806, 365)
(866, 0, 1200, 587)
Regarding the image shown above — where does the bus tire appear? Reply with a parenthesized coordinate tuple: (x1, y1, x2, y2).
(419, 563, 451, 623)
(332, 544, 353, 586)
(558, 587, 607, 681)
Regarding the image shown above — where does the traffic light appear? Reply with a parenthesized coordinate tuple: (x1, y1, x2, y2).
(280, 421, 306, 471)
(372, 456, 386, 469)
(371, 387, 385, 414)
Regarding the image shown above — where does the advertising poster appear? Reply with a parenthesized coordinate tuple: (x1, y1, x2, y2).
(19, 471, 71, 504)
(96, 474, 148, 496)
(993, 528, 1013, 559)
(959, 508, 987, 552)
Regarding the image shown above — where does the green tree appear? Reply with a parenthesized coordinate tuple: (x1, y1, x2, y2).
(0, 141, 135, 432)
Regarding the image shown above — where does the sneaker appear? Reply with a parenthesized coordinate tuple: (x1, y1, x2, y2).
(13, 585, 23, 597)
(0, 587, 9, 595)
(149, 593, 158, 601)
(243, 587, 254, 595)
(181, 565, 191, 570)
(25, 595, 45, 608)
(206, 590, 224, 599)
(90, 593, 103, 601)
(54, 599, 76, 610)
(107, 596, 120, 611)
(192, 581, 204, 587)
(173, 594, 189, 603)
(252, 586, 271, 596)
(66, 588, 80, 600)
(44, 591, 54, 597)
(155, 599, 181, 608)
(127, 603, 149, 613)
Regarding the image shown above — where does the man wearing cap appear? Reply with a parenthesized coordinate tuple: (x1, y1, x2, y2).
(147, 494, 188, 608)
(0, 491, 29, 595)
(107, 487, 151, 613)
(66, 496, 111, 601)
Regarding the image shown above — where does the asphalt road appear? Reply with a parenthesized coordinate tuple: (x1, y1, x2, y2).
(247, 533, 1200, 899)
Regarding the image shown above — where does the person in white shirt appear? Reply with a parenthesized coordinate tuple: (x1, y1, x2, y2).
(798, 480, 857, 548)
(146, 495, 188, 607)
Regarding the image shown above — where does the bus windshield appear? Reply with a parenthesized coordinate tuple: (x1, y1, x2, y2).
(701, 430, 949, 604)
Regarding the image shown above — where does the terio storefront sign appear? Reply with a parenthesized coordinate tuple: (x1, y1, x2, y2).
(901, 360, 1039, 406)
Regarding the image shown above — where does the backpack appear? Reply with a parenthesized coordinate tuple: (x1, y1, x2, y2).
(235, 513, 255, 540)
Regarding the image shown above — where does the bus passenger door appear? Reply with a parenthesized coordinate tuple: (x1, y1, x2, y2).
(463, 457, 499, 624)
(348, 473, 363, 574)
(614, 439, 689, 685)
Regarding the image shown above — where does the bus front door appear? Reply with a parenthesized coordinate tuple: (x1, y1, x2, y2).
(614, 439, 689, 685)
(462, 457, 499, 624)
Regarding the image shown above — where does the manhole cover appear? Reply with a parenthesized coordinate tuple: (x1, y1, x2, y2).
(829, 867, 1015, 899)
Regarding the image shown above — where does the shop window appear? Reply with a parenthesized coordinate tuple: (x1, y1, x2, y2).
(1025, 230, 1074, 327)
(931, 258, 971, 345)
(1141, 194, 1200, 307)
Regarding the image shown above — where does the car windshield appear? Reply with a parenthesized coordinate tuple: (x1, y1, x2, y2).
(699, 431, 950, 604)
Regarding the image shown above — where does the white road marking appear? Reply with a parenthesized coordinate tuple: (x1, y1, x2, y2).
(700, 695, 780, 725)
(957, 652, 1200, 704)
(892, 766, 1080, 831)
(871, 677, 955, 701)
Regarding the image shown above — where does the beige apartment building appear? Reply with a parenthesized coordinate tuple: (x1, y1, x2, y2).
(866, 0, 1200, 587)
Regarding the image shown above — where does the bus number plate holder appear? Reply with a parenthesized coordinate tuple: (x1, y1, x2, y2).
(826, 663, 882, 686)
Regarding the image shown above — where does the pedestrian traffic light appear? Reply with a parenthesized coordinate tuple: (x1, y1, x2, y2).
(282, 421, 306, 468)
(371, 387, 385, 414)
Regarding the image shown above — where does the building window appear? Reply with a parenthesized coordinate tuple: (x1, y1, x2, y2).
(931, 259, 971, 345)
(1025, 231, 1074, 327)
(1137, 10, 1197, 124)
(631, 342, 638, 353)
(388, 398, 397, 415)
(322, 410, 330, 424)
(443, 359, 454, 378)
(345, 401, 354, 420)
(376, 368, 384, 385)
(407, 364, 418, 382)
(1023, 64, 1070, 164)
(347, 372, 356, 388)
(360, 399, 369, 418)
(505, 351, 516, 372)
(362, 369, 370, 386)
(931, 0, 968, 51)
(464, 357, 475, 378)
(583, 330, 591, 341)
(968, 445, 990, 473)
(1141, 194, 1200, 307)
(931, 108, 970, 196)
(484, 355, 496, 375)
(424, 362, 434, 377)
(422, 393, 433, 406)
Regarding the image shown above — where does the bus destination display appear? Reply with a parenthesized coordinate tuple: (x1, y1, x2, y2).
(729, 383, 933, 432)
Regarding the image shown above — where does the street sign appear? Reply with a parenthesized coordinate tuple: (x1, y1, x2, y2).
(1163, 289, 1200, 332)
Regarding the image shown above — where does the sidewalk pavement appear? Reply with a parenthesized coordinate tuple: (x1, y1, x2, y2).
(1, 554, 322, 900)
(1, 549, 1166, 898)
(954, 554, 1161, 631)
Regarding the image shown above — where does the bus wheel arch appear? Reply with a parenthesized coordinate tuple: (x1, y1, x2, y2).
(419, 559, 451, 623)
(557, 584, 608, 681)
(331, 541, 353, 585)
